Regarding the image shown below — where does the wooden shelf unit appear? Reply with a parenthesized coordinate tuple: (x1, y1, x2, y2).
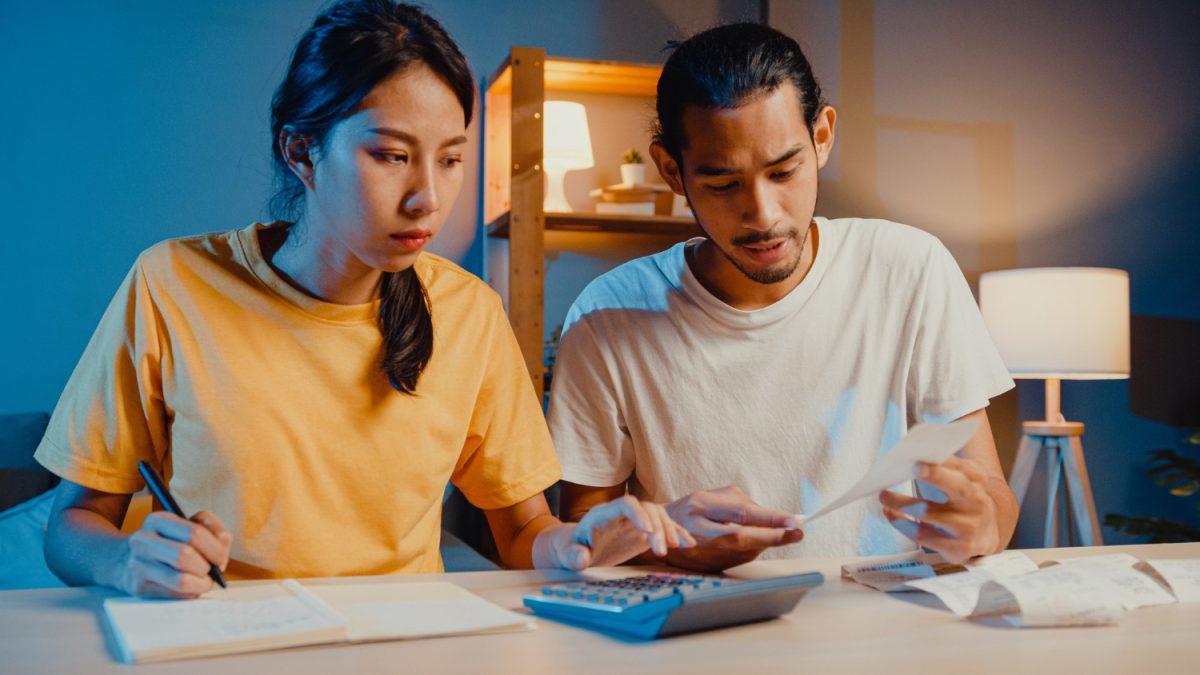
(486, 211, 701, 239)
(483, 48, 696, 398)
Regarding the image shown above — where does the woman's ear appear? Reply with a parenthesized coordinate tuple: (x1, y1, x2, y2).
(279, 127, 316, 189)
(649, 142, 685, 196)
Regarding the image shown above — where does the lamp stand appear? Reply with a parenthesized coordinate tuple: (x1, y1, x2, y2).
(1007, 378, 1103, 547)
(543, 164, 573, 213)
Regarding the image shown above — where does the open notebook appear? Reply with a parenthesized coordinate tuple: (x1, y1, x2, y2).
(103, 579, 533, 664)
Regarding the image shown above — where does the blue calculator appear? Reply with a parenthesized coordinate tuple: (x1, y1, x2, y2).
(523, 571, 823, 639)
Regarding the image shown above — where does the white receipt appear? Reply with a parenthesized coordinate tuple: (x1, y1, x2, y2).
(972, 565, 1125, 627)
(904, 551, 1040, 615)
(798, 420, 979, 526)
(1142, 559, 1200, 602)
(847, 551, 1198, 628)
(1047, 555, 1176, 609)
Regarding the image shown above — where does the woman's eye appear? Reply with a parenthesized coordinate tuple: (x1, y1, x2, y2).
(375, 152, 408, 164)
(440, 156, 463, 168)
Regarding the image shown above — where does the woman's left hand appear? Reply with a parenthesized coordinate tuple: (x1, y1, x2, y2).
(879, 457, 1001, 564)
(534, 496, 695, 570)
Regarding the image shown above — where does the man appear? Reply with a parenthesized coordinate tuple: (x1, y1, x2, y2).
(548, 23, 1018, 572)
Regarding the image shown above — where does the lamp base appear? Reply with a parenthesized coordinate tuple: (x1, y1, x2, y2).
(1009, 423, 1102, 548)
(544, 165, 574, 213)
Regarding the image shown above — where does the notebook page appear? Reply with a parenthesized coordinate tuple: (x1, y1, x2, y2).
(103, 582, 346, 664)
(303, 581, 533, 642)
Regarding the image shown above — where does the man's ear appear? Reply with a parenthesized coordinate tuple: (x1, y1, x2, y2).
(649, 142, 685, 196)
(279, 127, 316, 189)
(812, 105, 837, 169)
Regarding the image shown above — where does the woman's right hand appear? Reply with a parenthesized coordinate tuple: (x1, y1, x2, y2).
(116, 511, 232, 598)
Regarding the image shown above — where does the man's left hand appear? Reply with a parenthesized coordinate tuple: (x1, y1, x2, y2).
(879, 456, 1002, 564)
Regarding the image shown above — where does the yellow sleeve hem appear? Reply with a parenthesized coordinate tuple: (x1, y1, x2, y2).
(33, 436, 144, 495)
(457, 459, 563, 511)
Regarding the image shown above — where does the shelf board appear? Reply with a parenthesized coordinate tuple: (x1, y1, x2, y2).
(487, 211, 702, 239)
(487, 55, 662, 97)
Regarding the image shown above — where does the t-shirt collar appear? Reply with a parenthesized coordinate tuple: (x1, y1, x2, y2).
(676, 217, 830, 328)
(238, 222, 382, 323)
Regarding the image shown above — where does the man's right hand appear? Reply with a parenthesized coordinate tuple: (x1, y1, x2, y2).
(660, 485, 803, 572)
(117, 510, 232, 598)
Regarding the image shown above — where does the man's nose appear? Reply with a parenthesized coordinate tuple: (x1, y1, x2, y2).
(741, 179, 781, 231)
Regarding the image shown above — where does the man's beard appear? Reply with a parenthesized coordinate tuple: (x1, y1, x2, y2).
(719, 225, 809, 285)
(683, 174, 817, 286)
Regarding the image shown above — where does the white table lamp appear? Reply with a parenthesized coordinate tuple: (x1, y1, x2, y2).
(980, 267, 1130, 547)
(543, 101, 594, 213)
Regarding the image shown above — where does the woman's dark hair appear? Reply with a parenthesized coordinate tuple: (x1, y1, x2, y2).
(269, 0, 474, 394)
(652, 23, 826, 161)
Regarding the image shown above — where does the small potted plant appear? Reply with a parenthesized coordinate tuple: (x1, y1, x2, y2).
(619, 148, 645, 186)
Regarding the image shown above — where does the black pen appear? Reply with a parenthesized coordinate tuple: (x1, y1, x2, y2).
(136, 460, 228, 589)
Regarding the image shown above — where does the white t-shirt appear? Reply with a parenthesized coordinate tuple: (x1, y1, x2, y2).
(547, 217, 1014, 558)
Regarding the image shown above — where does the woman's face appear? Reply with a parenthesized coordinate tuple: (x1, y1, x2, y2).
(304, 62, 467, 274)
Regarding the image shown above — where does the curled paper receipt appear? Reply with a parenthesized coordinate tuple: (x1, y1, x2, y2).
(796, 420, 979, 526)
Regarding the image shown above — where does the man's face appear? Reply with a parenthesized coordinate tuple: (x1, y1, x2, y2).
(654, 82, 835, 287)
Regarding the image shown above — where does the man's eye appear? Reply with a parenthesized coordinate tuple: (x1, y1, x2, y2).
(771, 168, 796, 180)
(707, 181, 738, 193)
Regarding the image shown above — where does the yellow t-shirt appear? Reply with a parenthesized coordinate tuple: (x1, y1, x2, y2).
(35, 223, 561, 579)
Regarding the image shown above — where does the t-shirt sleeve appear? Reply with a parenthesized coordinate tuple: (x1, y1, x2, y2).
(451, 294, 561, 510)
(34, 256, 170, 494)
(906, 240, 1015, 424)
(546, 316, 636, 487)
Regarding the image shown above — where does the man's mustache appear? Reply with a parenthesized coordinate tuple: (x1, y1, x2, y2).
(732, 227, 800, 247)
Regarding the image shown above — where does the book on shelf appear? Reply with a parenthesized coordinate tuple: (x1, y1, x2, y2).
(594, 201, 656, 216)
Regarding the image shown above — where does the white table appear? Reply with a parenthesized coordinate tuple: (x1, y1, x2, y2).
(2, 543, 1197, 674)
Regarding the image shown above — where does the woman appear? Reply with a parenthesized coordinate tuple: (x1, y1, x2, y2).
(37, 0, 692, 598)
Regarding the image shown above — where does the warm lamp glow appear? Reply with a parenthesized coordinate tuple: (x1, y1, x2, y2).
(543, 101, 594, 212)
(980, 267, 1130, 380)
(982, 267, 1129, 549)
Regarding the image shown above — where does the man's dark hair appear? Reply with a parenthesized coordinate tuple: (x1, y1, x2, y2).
(652, 23, 827, 161)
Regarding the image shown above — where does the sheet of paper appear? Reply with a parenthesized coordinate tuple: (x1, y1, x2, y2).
(798, 420, 979, 526)
(904, 551, 1039, 615)
(971, 565, 1125, 627)
(1046, 554, 1176, 609)
(1142, 559, 1200, 602)
(304, 581, 532, 642)
(103, 583, 346, 663)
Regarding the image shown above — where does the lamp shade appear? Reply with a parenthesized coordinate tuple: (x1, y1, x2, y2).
(543, 101, 594, 170)
(979, 267, 1129, 380)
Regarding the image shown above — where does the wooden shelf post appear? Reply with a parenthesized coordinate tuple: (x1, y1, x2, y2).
(504, 48, 547, 399)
